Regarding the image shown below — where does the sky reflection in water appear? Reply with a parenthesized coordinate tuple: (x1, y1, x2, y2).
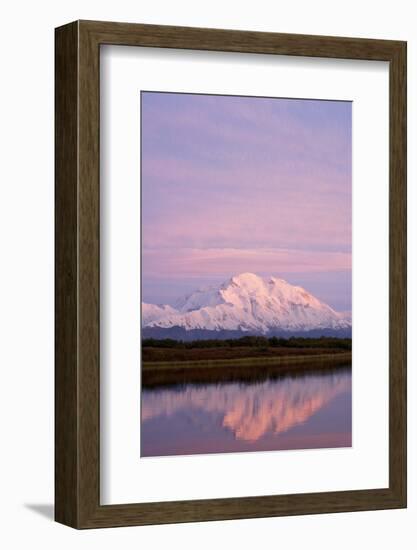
(141, 367, 352, 457)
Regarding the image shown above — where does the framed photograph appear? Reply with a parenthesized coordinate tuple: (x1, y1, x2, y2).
(55, 20, 407, 528)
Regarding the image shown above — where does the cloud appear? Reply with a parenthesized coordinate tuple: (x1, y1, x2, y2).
(142, 247, 351, 280)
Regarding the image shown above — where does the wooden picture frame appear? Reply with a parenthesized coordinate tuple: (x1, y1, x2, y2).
(55, 20, 407, 529)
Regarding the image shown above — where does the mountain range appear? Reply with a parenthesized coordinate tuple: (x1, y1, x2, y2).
(142, 272, 351, 340)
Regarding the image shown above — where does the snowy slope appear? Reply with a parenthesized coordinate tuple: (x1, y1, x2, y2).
(142, 303, 178, 326)
(142, 273, 351, 334)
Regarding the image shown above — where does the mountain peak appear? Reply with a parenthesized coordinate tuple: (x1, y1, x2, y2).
(229, 272, 293, 289)
(230, 272, 264, 288)
(142, 273, 351, 334)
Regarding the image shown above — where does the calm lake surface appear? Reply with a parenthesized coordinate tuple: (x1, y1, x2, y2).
(141, 366, 352, 457)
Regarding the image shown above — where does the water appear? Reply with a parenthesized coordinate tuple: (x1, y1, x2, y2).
(141, 366, 352, 457)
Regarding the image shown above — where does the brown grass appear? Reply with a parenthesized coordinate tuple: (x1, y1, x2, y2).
(142, 351, 352, 388)
(142, 346, 349, 364)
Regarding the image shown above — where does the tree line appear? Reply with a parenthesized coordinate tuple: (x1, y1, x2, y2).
(142, 336, 352, 351)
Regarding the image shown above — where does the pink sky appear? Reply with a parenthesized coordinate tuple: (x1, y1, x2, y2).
(141, 92, 352, 311)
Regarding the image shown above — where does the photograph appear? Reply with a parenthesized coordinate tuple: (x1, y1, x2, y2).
(140, 91, 352, 457)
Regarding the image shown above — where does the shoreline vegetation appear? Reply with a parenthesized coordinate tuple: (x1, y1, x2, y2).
(142, 336, 352, 387)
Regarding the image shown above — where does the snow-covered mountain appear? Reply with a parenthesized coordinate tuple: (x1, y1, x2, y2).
(142, 273, 351, 336)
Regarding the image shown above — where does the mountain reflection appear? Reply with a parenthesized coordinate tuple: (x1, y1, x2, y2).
(141, 370, 351, 442)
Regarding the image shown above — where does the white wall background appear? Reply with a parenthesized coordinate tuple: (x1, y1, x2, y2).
(0, 0, 414, 548)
